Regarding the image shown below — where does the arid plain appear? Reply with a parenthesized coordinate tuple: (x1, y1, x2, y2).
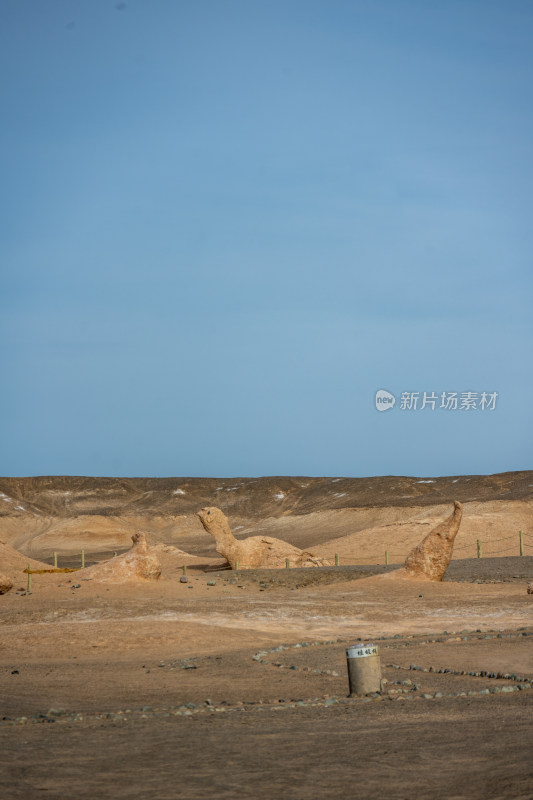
(1, 472, 532, 799)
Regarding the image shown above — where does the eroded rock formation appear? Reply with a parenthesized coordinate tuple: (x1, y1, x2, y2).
(402, 501, 463, 581)
(84, 533, 161, 583)
(527, 582, 533, 595)
(0, 573, 13, 594)
(197, 506, 331, 569)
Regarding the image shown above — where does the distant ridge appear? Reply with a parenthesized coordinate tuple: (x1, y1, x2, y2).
(0, 471, 531, 520)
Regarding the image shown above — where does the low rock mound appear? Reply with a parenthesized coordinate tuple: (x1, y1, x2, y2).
(197, 506, 331, 569)
(0, 573, 13, 594)
(83, 533, 161, 583)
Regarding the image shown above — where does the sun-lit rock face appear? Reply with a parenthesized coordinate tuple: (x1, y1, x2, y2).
(402, 501, 463, 581)
(197, 506, 331, 569)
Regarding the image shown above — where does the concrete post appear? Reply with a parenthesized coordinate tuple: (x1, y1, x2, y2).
(346, 643, 381, 696)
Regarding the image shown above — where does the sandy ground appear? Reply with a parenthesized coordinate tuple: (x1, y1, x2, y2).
(1, 554, 532, 799)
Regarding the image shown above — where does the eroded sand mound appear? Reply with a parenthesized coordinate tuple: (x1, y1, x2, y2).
(0, 538, 52, 580)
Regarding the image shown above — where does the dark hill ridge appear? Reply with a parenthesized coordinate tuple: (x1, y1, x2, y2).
(0, 471, 531, 521)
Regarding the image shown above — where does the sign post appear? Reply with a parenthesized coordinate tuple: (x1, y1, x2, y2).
(346, 643, 381, 695)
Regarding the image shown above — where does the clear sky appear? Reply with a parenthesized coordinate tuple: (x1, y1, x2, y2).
(1, 0, 532, 478)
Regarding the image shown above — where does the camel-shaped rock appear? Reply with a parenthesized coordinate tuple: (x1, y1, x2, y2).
(402, 501, 463, 581)
(197, 507, 331, 569)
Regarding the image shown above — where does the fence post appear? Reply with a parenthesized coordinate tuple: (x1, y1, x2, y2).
(385, 550, 389, 565)
(27, 564, 32, 593)
(53, 551, 58, 568)
(81, 550, 85, 569)
(285, 558, 290, 569)
(335, 553, 339, 566)
(519, 531, 524, 556)
(477, 540, 482, 559)
(182, 565, 187, 576)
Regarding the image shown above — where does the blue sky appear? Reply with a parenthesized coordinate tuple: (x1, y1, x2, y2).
(1, 0, 532, 478)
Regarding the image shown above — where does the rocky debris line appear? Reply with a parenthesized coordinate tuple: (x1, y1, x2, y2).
(0, 572, 13, 594)
(197, 506, 331, 569)
(3, 628, 533, 728)
(402, 501, 463, 581)
(83, 533, 161, 583)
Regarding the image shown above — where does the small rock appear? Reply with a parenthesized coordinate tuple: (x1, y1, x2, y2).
(0, 573, 14, 595)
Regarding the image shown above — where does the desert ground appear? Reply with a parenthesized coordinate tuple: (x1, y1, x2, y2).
(1, 472, 532, 799)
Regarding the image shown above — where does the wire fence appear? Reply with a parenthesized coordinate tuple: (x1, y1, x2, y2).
(327, 530, 533, 566)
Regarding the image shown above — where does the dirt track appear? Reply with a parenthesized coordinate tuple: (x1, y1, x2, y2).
(1, 473, 532, 798)
(1, 555, 533, 799)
